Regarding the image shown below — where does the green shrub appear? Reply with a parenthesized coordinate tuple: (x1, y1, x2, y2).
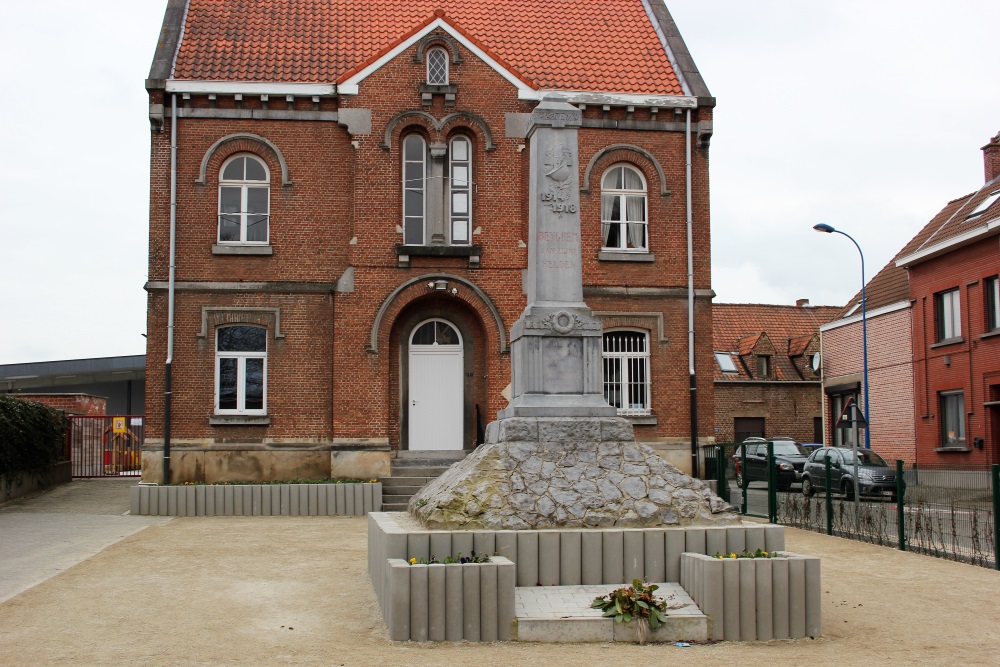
(0, 395, 66, 484)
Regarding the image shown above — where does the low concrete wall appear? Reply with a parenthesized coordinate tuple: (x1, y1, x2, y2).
(385, 557, 515, 642)
(368, 512, 784, 613)
(681, 552, 821, 641)
(1, 461, 72, 503)
(129, 482, 381, 516)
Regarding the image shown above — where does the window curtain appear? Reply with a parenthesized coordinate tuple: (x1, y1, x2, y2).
(625, 196, 645, 249)
(601, 194, 615, 245)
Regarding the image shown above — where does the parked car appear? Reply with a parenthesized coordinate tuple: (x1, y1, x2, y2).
(800, 447, 897, 500)
(732, 438, 810, 491)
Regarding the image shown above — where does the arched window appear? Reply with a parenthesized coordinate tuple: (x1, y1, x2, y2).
(219, 155, 269, 244)
(449, 136, 472, 245)
(426, 47, 449, 85)
(402, 135, 427, 245)
(601, 165, 647, 251)
(410, 319, 462, 346)
(602, 330, 650, 415)
(216, 325, 267, 414)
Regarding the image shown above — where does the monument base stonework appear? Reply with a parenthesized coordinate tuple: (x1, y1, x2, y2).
(409, 417, 738, 530)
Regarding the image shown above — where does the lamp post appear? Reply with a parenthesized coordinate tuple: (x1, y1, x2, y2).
(813, 223, 870, 451)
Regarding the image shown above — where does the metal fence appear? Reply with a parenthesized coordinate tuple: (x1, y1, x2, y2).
(68, 416, 144, 478)
(703, 444, 1000, 570)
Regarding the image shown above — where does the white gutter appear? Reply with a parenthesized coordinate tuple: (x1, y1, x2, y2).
(895, 216, 1000, 267)
(520, 90, 697, 107)
(819, 300, 910, 332)
(165, 80, 336, 96)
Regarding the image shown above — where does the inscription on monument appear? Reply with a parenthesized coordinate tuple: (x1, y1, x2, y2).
(540, 143, 577, 215)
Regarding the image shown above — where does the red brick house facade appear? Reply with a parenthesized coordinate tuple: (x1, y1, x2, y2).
(143, 1, 717, 482)
(713, 302, 840, 445)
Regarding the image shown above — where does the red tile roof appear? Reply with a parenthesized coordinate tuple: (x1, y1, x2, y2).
(170, 0, 685, 94)
(895, 177, 1000, 261)
(713, 303, 841, 382)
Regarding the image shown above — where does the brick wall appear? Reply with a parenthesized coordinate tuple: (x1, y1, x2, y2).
(16, 394, 107, 416)
(714, 383, 822, 444)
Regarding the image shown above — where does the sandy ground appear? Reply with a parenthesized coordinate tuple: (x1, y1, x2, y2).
(1, 511, 999, 666)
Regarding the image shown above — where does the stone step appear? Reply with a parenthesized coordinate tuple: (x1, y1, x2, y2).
(381, 475, 438, 487)
(377, 485, 425, 496)
(387, 466, 455, 478)
(381, 502, 410, 512)
(513, 583, 708, 643)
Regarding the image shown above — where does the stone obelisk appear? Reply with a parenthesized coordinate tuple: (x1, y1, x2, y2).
(409, 96, 736, 530)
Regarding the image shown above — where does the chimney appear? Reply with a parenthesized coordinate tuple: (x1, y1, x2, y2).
(983, 131, 1000, 183)
(796, 298, 810, 308)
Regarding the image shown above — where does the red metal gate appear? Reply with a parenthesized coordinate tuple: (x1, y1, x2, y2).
(68, 415, 144, 478)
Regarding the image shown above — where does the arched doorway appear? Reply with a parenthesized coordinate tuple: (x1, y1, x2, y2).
(408, 318, 464, 450)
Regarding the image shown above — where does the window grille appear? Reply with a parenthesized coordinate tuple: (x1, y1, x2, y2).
(427, 48, 449, 85)
(602, 330, 650, 416)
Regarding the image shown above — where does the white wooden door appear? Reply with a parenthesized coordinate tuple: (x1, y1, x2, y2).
(408, 320, 464, 451)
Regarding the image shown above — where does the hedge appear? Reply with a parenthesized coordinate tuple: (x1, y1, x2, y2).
(0, 395, 66, 485)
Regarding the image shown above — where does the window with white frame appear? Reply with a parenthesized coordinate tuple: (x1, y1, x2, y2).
(601, 165, 647, 252)
(940, 391, 966, 447)
(714, 351, 738, 373)
(219, 155, 269, 244)
(935, 288, 961, 342)
(401, 133, 473, 246)
(426, 47, 449, 85)
(965, 190, 1000, 220)
(985, 275, 999, 332)
(216, 326, 267, 414)
(602, 330, 650, 416)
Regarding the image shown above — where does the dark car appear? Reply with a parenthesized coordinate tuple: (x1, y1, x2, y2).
(732, 438, 810, 491)
(800, 447, 897, 500)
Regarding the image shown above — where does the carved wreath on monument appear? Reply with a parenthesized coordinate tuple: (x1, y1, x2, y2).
(524, 310, 601, 335)
(540, 143, 577, 215)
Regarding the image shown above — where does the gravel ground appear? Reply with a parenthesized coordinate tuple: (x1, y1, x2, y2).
(1, 507, 998, 666)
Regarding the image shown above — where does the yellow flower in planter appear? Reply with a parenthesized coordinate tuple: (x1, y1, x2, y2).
(409, 558, 417, 565)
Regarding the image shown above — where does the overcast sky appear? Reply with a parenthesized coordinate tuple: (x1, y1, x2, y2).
(1, 1, 997, 364)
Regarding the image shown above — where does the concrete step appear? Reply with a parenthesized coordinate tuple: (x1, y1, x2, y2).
(381, 475, 437, 487)
(377, 485, 425, 496)
(387, 466, 455, 478)
(382, 494, 419, 504)
(381, 502, 410, 512)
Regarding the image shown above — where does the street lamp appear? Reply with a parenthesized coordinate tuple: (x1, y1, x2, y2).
(813, 223, 870, 451)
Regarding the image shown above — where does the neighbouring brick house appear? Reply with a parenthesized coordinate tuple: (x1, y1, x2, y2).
(894, 132, 1000, 465)
(712, 301, 840, 445)
(143, 0, 718, 482)
(819, 254, 916, 463)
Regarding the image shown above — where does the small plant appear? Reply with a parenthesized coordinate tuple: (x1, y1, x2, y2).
(713, 548, 781, 559)
(591, 579, 669, 644)
(408, 552, 492, 565)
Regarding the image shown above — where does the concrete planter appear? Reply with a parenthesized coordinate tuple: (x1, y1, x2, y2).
(681, 552, 821, 641)
(129, 482, 381, 516)
(385, 556, 515, 642)
(1, 461, 72, 502)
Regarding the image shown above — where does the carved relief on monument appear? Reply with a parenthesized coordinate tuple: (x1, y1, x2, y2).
(540, 143, 577, 215)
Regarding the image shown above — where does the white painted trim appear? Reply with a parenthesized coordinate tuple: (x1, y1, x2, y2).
(338, 18, 535, 96)
(819, 300, 911, 332)
(519, 89, 697, 107)
(895, 215, 1000, 268)
(166, 80, 336, 95)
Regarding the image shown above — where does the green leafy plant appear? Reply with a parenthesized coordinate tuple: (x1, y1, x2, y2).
(712, 548, 782, 559)
(0, 396, 66, 486)
(591, 579, 669, 644)
(174, 477, 376, 486)
(408, 552, 492, 565)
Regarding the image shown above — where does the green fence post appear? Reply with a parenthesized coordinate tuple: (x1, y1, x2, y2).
(715, 446, 728, 504)
(767, 441, 777, 524)
(741, 443, 748, 515)
(992, 464, 999, 571)
(825, 456, 833, 536)
(896, 460, 906, 551)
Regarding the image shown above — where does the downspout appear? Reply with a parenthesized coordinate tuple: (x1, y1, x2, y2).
(164, 93, 177, 485)
(686, 108, 699, 478)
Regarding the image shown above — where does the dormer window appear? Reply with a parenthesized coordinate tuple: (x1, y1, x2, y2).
(427, 47, 449, 85)
(757, 355, 771, 378)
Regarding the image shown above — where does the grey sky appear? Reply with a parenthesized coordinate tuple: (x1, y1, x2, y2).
(0, 1, 997, 364)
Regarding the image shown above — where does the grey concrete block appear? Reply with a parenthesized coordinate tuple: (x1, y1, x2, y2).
(374, 482, 383, 512)
(538, 418, 600, 442)
(473, 531, 496, 558)
(195, 485, 206, 516)
(316, 485, 328, 516)
(279, 485, 290, 515)
(387, 560, 411, 641)
(497, 559, 515, 641)
(307, 484, 318, 515)
(602, 530, 624, 584)
(186, 486, 196, 516)
(623, 530, 644, 582)
(130, 487, 141, 515)
(271, 486, 281, 516)
(408, 533, 430, 563)
(772, 557, 789, 639)
(739, 559, 756, 640)
(430, 533, 452, 562)
(410, 565, 429, 641)
(560, 531, 582, 585)
(516, 532, 539, 587)
(703, 558, 725, 641)
(684, 527, 706, 555)
(335, 484, 346, 515)
(427, 565, 446, 641)
(452, 531, 473, 560)
(763, 524, 785, 552)
(722, 558, 740, 641)
(538, 531, 560, 586)
(480, 562, 499, 642)
(665, 529, 685, 582)
(158, 487, 170, 516)
(495, 531, 517, 563)
(788, 557, 806, 638)
(516, 618, 611, 643)
(445, 564, 464, 641)
(175, 487, 186, 516)
(599, 417, 633, 442)
(326, 485, 336, 515)
(251, 486, 262, 516)
(344, 485, 355, 515)
(223, 485, 234, 516)
(166, 487, 178, 515)
(805, 556, 821, 638)
(354, 485, 364, 516)
(745, 525, 766, 552)
(581, 531, 603, 584)
(755, 558, 773, 641)
(643, 531, 665, 583)
(705, 527, 727, 558)
(726, 526, 746, 555)
(462, 564, 481, 641)
(498, 417, 537, 442)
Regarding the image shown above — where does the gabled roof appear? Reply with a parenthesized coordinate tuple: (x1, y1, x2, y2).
(713, 303, 841, 382)
(159, 0, 700, 96)
(834, 252, 912, 320)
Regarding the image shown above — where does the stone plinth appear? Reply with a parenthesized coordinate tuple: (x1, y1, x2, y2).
(409, 417, 737, 530)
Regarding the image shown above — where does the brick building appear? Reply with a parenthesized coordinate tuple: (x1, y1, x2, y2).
(143, 1, 718, 482)
(895, 132, 1000, 465)
(712, 302, 840, 445)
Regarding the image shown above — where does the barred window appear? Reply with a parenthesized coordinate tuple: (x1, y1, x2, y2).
(602, 330, 650, 416)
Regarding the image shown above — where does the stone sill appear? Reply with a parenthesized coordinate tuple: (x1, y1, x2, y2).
(624, 415, 658, 425)
(212, 244, 273, 255)
(598, 251, 655, 263)
(980, 329, 1000, 340)
(208, 415, 271, 426)
(395, 244, 481, 257)
(934, 446, 970, 453)
(930, 336, 965, 349)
